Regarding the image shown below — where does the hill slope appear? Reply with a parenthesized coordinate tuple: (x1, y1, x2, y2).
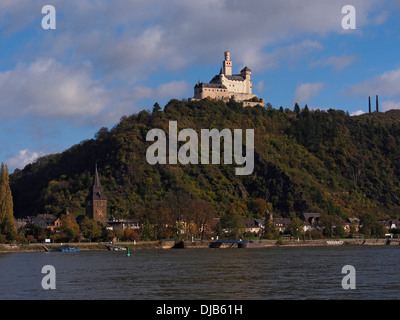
(10, 99, 400, 221)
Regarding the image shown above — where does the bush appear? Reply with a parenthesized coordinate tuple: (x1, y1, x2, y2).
(276, 237, 284, 246)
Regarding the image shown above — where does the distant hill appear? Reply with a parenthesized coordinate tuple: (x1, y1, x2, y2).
(9, 99, 400, 221)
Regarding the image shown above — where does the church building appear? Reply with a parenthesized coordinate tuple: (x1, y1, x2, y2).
(86, 164, 107, 226)
(192, 51, 264, 107)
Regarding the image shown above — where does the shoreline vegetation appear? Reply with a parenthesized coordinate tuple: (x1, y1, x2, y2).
(0, 238, 397, 253)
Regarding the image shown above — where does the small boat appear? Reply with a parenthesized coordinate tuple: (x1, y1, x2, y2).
(107, 245, 127, 251)
(51, 245, 80, 252)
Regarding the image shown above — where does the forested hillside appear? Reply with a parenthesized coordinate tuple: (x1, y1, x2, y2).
(9, 99, 400, 223)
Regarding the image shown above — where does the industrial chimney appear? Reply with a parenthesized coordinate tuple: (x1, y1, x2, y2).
(376, 95, 379, 113)
(369, 96, 371, 114)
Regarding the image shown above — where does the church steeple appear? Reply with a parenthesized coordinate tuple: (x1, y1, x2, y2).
(94, 163, 100, 185)
(86, 164, 107, 226)
(92, 163, 105, 197)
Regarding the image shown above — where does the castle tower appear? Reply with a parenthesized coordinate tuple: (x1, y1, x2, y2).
(223, 51, 232, 76)
(86, 164, 107, 226)
(241, 66, 252, 94)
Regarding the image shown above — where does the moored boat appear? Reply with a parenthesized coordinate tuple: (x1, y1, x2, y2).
(51, 245, 80, 252)
(107, 244, 127, 251)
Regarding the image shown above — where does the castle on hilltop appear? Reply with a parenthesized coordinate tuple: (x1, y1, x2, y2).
(191, 51, 264, 107)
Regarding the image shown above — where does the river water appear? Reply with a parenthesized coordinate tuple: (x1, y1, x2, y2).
(0, 246, 399, 300)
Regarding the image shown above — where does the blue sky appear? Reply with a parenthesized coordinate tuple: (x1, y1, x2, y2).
(1, 0, 400, 172)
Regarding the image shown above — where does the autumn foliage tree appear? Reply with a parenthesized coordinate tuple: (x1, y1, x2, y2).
(60, 212, 80, 242)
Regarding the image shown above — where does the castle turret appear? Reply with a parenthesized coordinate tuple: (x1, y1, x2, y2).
(241, 66, 252, 94)
(223, 51, 232, 76)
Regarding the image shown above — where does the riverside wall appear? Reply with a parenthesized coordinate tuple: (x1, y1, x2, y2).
(0, 238, 398, 253)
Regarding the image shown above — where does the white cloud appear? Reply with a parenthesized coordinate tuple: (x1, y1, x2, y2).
(293, 82, 325, 104)
(131, 81, 190, 101)
(347, 68, 400, 98)
(345, 68, 400, 112)
(246, 40, 324, 71)
(91, 80, 191, 124)
(1, 1, 383, 78)
(381, 100, 400, 112)
(350, 110, 365, 116)
(0, 59, 108, 120)
(157, 81, 191, 98)
(310, 55, 358, 72)
(254, 80, 265, 93)
(6, 149, 41, 171)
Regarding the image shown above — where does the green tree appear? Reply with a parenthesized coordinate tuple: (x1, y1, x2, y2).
(25, 224, 46, 242)
(334, 225, 347, 238)
(359, 213, 385, 238)
(141, 220, 154, 241)
(252, 198, 268, 218)
(319, 214, 345, 238)
(294, 103, 300, 115)
(286, 217, 304, 238)
(61, 228, 76, 243)
(0, 163, 17, 241)
(152, 102, 162, 113)
(220, 211, 244, 239)
(80, 217, 102, 241)
(113, 227, 124, 241)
